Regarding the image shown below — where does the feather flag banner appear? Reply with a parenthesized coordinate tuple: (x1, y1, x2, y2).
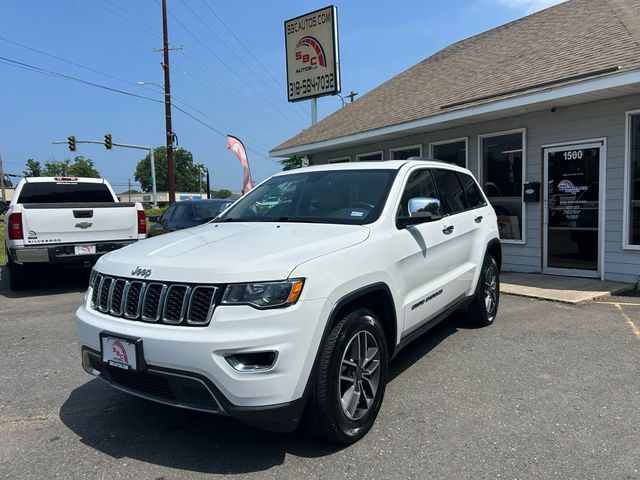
(226, 135, 253, 194)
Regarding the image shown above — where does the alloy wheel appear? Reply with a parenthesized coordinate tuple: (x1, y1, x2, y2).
(339, 329, 381, 421)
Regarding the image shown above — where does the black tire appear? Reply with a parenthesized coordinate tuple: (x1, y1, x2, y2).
(7, 252, 31, 291)
(468, 254, 500, 326)
(304, 308, 388, 444)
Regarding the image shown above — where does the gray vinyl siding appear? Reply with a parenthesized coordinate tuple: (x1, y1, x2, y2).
(309, 93, 640, 283)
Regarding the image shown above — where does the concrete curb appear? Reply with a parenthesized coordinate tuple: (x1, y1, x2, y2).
(501, 282, 635, 304)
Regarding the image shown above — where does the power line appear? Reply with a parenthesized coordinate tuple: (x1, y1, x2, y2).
(178, 0, 307, 123)
(56, 0, 157, 49)
(0, 55, 164, 103)
(198, 0, 309, 117)
(0, 56, 278, 165)
(0, 36, 280, 151)
(163, 2, 303, 129)
(97, 0, 164, 41)
(0, 36, 136, 88)
(175, 50, 293, 137)
(172, 104, 278, 164)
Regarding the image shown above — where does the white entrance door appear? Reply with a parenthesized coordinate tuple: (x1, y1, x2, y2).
(543, 141, 605, 277)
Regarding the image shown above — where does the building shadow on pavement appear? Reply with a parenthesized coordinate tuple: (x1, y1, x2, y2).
(0, 265, 89, 299)
(59, 310, 477, 474)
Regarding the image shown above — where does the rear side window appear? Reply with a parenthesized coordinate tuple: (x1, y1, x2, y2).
(432, 169, 468, 214)
(456, 172, 486, 208)
(17, 182, 114, 204)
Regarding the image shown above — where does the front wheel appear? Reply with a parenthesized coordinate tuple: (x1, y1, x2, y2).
(468, 254, 500, 326)
(305, 308, 388, 444)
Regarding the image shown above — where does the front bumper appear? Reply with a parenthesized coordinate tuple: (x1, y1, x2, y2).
(76, 295, 332, 430)
(81, 347, 306, 432)
(10, 241, 136, 265)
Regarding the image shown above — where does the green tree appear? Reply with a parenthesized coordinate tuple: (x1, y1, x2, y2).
(67, 156, 100, 178)
(39, 157, 100, 178)
(43, 159, 71, 176)
(23, 159, 43, 177)
(210, 188, 233, 199)
(279, 155, 303, 171)
(134, 146, 204, 192)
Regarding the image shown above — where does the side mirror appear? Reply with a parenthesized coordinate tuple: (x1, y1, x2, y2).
(397, 197, 443, 228)
(148, 215, 160, 223)
(408, 197, 442, 217)
(0, 201, 6, 215)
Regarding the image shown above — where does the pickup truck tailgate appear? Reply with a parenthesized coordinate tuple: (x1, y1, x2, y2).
(22, 203, 139, 245)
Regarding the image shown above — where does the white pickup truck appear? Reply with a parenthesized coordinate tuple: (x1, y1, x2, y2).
(1, 177, 146, 290)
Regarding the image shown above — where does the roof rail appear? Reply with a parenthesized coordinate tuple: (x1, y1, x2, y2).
(406, 156, 457, 165)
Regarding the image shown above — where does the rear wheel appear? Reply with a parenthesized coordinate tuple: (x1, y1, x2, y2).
(468, 254, 500, 326)
(7, 251, 31, 291)
(304, 308, 388, 444)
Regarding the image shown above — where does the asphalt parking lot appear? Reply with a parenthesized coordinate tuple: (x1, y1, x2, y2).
(1, 270, 639, 480)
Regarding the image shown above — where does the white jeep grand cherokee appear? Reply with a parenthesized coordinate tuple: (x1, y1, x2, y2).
(76, 159, 501, 443)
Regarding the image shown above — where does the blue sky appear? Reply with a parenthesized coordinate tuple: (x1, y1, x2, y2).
(0, 0, 564, 193)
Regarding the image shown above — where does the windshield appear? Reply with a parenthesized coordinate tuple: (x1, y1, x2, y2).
(193, 201, 231, 219)
(217, 169, 397, 225)
(17, 182, 114, 203)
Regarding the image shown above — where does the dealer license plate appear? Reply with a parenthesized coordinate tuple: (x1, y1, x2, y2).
(101, 334, 140, 371)
(75, 245, 96, 255)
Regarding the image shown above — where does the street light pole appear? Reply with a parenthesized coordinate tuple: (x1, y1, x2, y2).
(161, 0, 176, 204)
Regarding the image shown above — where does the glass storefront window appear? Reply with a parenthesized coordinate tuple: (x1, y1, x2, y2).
(481, 131, 524, 241)
(630, 115, 640, 246)
(431, 139, 467, 167)
(391, 145, 422, 160)
(356, 151, 383, 161)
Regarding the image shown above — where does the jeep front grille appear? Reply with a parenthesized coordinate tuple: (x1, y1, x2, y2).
(89, 273, 219, 327)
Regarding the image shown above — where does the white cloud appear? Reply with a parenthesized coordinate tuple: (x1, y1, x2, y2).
(496, 0, 567, 14)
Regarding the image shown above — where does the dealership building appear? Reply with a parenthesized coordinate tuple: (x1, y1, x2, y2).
(271, 0, 640, 283)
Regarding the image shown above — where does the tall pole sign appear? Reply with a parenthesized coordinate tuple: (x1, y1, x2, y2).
(285, 6, 340, 125)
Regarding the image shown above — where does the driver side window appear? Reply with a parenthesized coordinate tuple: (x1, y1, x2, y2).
(397, 169, 440, 217)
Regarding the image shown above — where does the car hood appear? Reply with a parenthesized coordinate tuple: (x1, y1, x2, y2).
(96, 222, 370, 283)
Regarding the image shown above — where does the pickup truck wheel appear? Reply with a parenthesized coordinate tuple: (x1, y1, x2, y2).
(305, 308, 388, 444)
(7, 253, 30, 291)
(469, 254, 500, 326)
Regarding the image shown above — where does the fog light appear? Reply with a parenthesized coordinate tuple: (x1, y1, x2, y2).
(64, 246, 73, 255)
(225, 351, 278, 372)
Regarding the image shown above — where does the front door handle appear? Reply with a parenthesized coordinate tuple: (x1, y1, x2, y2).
(474, 215, 483, 223)
(442, 224, 454, 235)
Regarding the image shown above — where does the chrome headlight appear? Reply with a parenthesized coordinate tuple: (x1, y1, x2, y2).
(222, 279, 304, 309)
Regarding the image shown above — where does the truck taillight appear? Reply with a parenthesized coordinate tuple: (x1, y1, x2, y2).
(8, 212, 23, 240)
(137, 210, 146, 235)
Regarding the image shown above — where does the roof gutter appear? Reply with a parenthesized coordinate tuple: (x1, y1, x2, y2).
(270, 68, 640, 157)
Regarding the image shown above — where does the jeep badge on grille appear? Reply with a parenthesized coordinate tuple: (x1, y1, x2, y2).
(131, 266, 152, 278)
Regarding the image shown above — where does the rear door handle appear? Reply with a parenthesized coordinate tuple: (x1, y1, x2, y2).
(442, 224, 454, 235)
(474, 215, 483, 223)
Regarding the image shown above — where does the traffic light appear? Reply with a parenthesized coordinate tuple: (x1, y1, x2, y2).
(104, 133, 113, 150)
(68, 135, 76, 152)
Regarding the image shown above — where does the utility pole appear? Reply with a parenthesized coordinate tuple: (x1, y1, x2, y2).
(0, 153, 6, 203)
(161, 0, 176, 204)
(206, 168, 210, 200)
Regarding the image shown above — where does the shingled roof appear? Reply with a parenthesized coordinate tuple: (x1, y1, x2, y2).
(271, 0, 640, 154)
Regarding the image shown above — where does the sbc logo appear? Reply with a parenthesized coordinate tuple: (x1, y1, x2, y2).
(294, 36, 327, 72)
